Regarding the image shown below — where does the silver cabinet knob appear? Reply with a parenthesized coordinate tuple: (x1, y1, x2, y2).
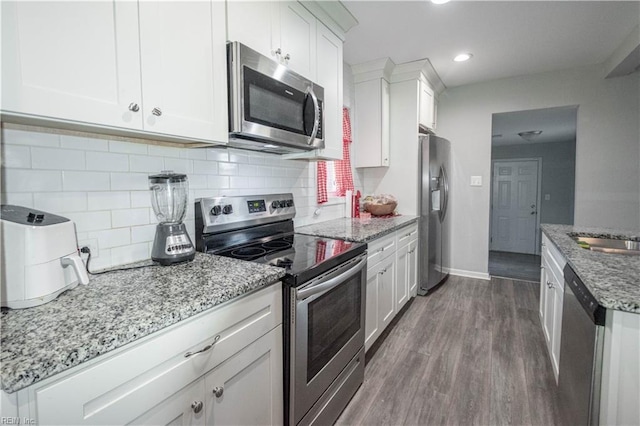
(274, 48, 282, 56)
(191, 401, 203, 414)
(128, 103, 140, 112)
(213, 386, 224, 398)
(284, 53, 290, 61)
(152, 107, 162, 116)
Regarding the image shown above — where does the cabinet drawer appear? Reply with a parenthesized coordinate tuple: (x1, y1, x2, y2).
(367, 232, 396, 266)
(28, 284, 282, 425)
(396, 223, 418, 248)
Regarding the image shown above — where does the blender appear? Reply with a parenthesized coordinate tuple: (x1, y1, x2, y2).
(149, 172, 195, 265)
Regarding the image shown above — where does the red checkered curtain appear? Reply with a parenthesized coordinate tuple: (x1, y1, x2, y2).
(335, 107, 355, 196)
(317, 161, 328, 204)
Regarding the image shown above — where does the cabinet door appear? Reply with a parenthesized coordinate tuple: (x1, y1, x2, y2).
(204, 326, 283, 425)
(138, 1, 227, 142)
(354, 78, 390, 168)
(130, 380, 206, 426)
(284, 22, 343, 161)
(408, 240, 418, 297)
(542, 259, 555, 353)
(226, 1, 278, 61)
(378, 254, 396, 330)
(396, 244, 409, 310)
(365, 262, 381, 351)
(419, 79, 435, 131)
(277, 2, 316, 79)
(1, 1, 142, 129)
(551, 279, 564, 380)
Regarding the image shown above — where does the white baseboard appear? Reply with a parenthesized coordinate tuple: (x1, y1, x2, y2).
(448, 268, 491, 281)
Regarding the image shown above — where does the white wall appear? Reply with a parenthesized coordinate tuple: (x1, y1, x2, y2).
(1, 126, 346, 269)
(438, 64, 640, 276)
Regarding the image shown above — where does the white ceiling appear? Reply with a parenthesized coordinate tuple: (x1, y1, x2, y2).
(341, 1, 640, 88)
(491, 106, 577, 147)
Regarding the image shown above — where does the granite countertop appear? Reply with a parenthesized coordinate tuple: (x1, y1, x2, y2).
(541, 224, 640, 314)
(0, 253, 285, 393)
(296, 216, 419, 243)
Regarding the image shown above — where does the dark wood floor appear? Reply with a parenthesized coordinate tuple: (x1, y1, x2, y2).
(489, 251, 541, 282)
(336, 275, 563, 426)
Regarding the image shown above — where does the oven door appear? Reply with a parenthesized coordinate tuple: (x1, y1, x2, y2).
(291, 253, 366, 425)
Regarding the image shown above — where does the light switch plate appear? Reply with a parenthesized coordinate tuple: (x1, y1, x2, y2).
(545, 194, 551, 201)
(470, 176, 482, 186)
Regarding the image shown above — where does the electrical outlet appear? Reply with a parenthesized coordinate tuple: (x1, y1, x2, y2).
(470, 176, 483, 187)
(78, 238, 99, 258)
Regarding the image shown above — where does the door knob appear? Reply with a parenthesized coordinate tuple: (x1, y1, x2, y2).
(191, 401, 203, 414)
(213, 386, 224, 398)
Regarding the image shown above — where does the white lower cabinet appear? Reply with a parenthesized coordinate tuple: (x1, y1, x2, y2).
(365, 223, 418, 352)
(539, 233, 566, 382)
(15, 284, 283, 425)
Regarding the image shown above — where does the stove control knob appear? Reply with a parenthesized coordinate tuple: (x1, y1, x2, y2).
(271, 200, 281, 209)
(211, 205, 222, 216)
(222, 204, 233, 215)
(285, 199, 294, 207)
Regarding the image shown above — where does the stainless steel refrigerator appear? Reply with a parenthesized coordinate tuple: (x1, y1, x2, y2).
(418, 134, 451, 295)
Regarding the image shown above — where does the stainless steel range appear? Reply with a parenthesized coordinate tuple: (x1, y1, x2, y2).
(195, 193, 366, 426)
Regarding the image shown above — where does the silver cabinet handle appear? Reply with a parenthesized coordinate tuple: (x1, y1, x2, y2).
(128, 102, 140, 112)
(213, 386, 224, 398)
(547, 280, 554, 289)
(378, 247, 385, 253)
(184, 335, 220, 358)
(152, 107, 162, 116)
(274, 47, 282, 56)
(191, 401, 203, 414)
(284, 53, 290, 61)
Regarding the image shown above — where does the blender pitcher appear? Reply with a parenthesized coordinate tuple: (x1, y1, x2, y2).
(149, 172, 195, 265)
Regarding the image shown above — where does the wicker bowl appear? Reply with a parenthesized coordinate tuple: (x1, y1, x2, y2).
(364, 202, 397, 216)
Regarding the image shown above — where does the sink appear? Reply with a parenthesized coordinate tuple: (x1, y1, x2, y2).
(573, 236, 640, 255)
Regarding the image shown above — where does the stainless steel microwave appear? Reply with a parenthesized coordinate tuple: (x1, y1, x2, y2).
(227, 42, 325, 154)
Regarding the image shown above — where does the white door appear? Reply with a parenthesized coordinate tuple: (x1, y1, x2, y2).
(1, 1, 142, 129)
(490, 159, 540, 254)
(138, 1, 226, 142)
(277, 2, 316, 79)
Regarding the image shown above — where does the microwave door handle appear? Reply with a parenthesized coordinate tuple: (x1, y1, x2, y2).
(306, 86, 320, 145)
(296, 255, 366, 301)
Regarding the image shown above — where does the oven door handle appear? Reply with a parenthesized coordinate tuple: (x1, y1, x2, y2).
(296, 255, 367, 301)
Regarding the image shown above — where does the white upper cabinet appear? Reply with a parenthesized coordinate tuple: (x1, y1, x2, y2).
(1, 1, 143, 130)
(1, 0, 228, 144)
(226, 1, 316, 79)
(419, 77, 436, 131)
(352, 58, 394, 168)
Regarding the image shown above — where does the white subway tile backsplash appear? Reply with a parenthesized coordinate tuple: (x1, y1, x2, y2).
(206, 149, 229, 162)
(33, 192, 87, 213)
(65, 211, 111, 232)
(1, 144, 31, 168)
(148, 145, 181, 158)
(188, 174, 208, 189)
(185, 149, 207, 160)
(110, 172, 149, 191)
(218, 162, 239, 176)
(131, 224, 156, 244)
(1, 193, 34, 207)
(32, 147, 85, 170)
(110, 242, 150, 265)
(207, 175, 230, 189)
(86, 151, 129, 172)
(129, 155, 164, 173)
(109, 140, 148, 155)
(2, 128, 60, 147)
(112, 208, 149, 228)
(4, 169, 62, 192)
(87, 228, 131, 249)
(228, 152, 250, 164)
(130, 191, 151, 208)
(63, 171, 110, 191)
(163, 158, 192, 174)
(60, 135, 109, 151)
(193, 160, 218, 175)
(87, 191, 130, 211)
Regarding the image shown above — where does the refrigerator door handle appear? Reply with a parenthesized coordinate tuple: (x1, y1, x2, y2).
(440, 165, 449, 221)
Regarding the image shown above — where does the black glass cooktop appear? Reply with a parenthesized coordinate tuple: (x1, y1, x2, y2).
(211, 233, 366, 286)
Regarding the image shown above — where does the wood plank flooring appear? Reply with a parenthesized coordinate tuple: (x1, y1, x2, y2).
(489, 251, 541, 282)
(336, 275, 564, 426)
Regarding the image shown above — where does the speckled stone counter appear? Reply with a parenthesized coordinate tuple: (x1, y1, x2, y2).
(296, 216, 419, 243)
(541, 224, 640, 314)
(0, 253, 285, 393)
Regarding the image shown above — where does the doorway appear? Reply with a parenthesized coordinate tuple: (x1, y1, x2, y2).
(488, 106, 577, 282)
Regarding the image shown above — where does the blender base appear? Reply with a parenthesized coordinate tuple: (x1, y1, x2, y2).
(151, 223, 195, 266)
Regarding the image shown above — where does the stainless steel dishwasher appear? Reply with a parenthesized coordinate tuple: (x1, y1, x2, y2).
(558, 264, 606, 425)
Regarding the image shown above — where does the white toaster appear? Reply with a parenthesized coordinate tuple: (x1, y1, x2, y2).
(1, 205, 90, 309)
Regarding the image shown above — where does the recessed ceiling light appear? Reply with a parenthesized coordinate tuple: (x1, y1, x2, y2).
(453, 53, 473, 62)
(431, 0, 450, 4)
